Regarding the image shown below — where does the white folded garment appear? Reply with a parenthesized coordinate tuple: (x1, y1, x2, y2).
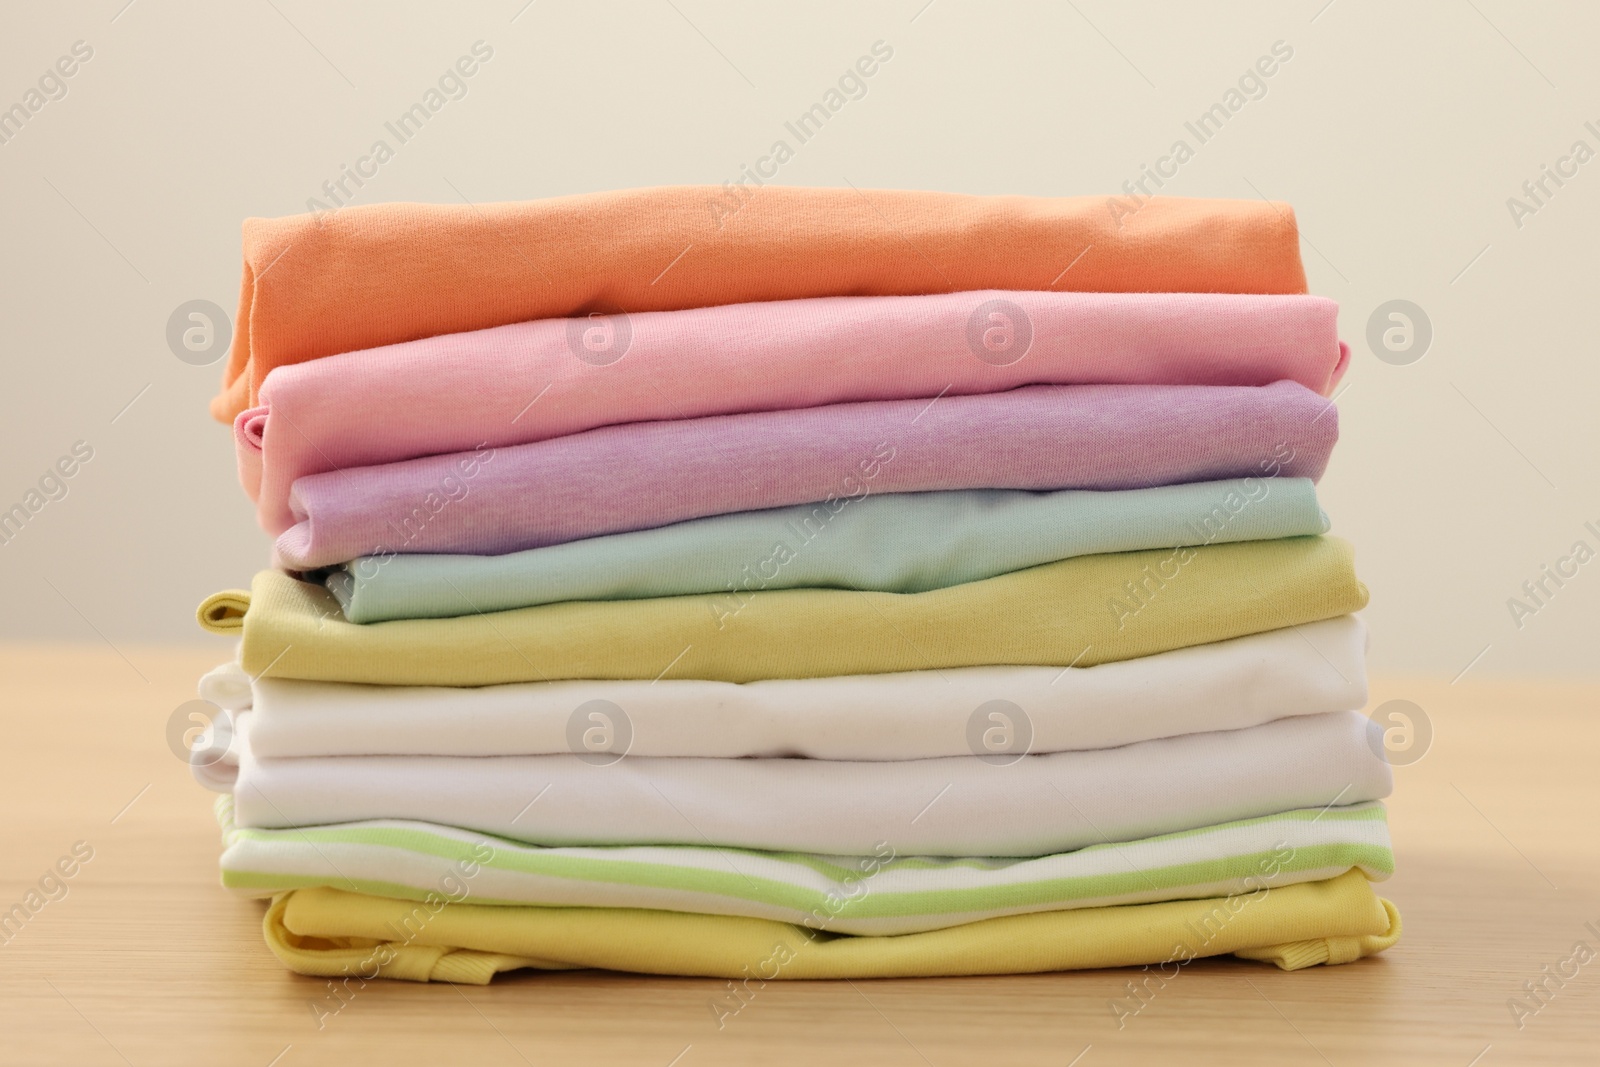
(197, 616, 1367, 760)
(209, 710, 1391, 857)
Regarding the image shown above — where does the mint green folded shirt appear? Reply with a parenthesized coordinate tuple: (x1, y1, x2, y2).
(327, 478, 1328, 622)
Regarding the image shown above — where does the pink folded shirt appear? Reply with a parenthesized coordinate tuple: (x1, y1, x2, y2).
(240, 290, 1347, 534)
(275, 381, 1338, 570)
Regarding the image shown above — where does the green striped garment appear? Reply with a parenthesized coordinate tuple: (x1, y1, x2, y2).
(217, 796, 1391, 936)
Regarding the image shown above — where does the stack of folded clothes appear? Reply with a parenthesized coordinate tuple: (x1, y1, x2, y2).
(193, 187, 1399, 988)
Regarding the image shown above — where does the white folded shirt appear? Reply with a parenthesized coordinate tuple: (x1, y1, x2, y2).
(198, 616, 1367, 760)
(207, 710, 1391, 858)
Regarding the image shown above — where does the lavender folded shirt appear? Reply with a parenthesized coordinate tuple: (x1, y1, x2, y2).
(276, 381, 1337, 569)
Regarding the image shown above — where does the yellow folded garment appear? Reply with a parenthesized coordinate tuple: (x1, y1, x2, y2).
(265, 869, 1399, 984)
(200, 537, 1366, 684)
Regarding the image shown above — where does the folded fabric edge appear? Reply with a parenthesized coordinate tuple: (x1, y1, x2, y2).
(197, 590, 251, 634)
(1238, 897, 1402, 969)
(1325, 340, 1352, 395)
(198, 660, 251, 710)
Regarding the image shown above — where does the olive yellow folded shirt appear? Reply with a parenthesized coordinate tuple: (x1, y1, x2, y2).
(216, 189, 1308, 421)
(265, 869, 1400, 984)
(198, 536, 1367, 685)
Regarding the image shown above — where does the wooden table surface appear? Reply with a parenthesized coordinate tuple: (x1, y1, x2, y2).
(1, 642, 1596, 1066)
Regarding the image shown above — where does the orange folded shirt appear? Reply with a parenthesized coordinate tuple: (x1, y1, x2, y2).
(214, 187, 1309, 422)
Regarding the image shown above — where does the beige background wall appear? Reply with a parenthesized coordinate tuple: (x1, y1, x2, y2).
(1, 0, 1595, 677)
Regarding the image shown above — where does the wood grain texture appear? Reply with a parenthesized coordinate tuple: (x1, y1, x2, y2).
(1, 643, 1596, 1066)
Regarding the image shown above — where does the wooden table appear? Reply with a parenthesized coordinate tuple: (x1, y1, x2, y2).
(2, 644, 1595, 1066)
